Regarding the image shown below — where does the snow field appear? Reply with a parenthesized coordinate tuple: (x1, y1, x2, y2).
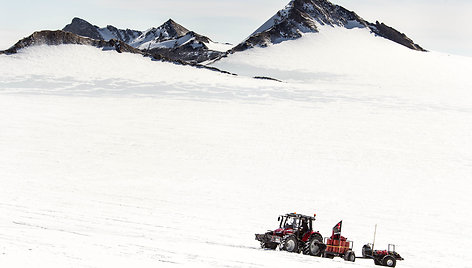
(1, 94, 471, 267)
(0, 36, 472, 267)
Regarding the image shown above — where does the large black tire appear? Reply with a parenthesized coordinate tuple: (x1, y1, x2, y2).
(280, 235, 299, 253)
(344, 250, 356, 262)
(382, 255, 397, 267)
(303, 234, 323, 256)
(260, 242, 278, 250)
(343, 251, 350, 261)
(362, 244, 373, 258)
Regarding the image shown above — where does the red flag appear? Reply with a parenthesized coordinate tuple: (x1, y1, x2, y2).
(333, 221, 342, 235)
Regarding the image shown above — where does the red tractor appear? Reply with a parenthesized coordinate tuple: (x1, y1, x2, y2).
(255, 213, 325, 256)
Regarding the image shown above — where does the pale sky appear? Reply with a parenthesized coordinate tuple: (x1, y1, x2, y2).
(1, 0, 471, 56)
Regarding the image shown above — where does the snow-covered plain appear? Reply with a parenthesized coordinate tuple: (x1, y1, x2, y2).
(1, 26, 472, 268)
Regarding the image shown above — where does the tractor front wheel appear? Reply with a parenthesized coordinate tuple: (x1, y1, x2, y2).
(382, 255, 396, 267)
(280, 235, 299, 253)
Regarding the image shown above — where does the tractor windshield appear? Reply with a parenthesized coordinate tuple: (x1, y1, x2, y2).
(284, 217, 298, 229)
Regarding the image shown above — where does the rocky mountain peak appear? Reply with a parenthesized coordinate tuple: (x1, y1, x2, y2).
(234, 0, 425, 52)
(129, 19, 191, 48)
(291, 0, 365, 26)
(63, 17, 102, 40)
(159, 19, 190, 39)
(70, 17, 91, 25)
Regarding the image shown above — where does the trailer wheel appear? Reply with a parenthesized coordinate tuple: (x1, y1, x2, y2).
(303, 235, 323, 256)
(382, 255, 396, 267)
(343, 251, 350, 261)
(280, 235, 299, 253)
(344, 251, 356, 262)
(362, 244, 372, 258)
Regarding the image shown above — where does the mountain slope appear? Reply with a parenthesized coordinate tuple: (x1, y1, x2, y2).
(211, 26, 470, 106)
(130, 19, 231, 63)
(0, 31, 235, 76)
(62, 18, 232, 63)
(1, 30, 144, 55)
(233, 0, 425, 52)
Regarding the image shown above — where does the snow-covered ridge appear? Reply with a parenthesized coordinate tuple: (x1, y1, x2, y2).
(128, 19, 191, 49)
(61, 18, 233, 63)
(97, 26, 142, 44)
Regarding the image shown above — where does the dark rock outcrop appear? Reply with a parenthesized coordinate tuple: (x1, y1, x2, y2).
(1, 30, 145, 55)
(369, 21, 425, 51)
(233, 0, 425, 52)
(63, 18, 103, 40)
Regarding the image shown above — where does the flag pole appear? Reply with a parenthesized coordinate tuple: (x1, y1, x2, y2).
(372, 224, 377, 252)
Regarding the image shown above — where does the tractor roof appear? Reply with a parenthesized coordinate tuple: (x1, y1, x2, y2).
(282, 213, 316, 221)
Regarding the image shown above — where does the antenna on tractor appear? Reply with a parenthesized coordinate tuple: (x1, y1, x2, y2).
(372, 224, 378, 252)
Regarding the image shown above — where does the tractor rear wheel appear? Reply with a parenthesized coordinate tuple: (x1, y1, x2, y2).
(280, 235, 299, 253)
(303, 235, 323, 256)
(382, 255, 396, 267)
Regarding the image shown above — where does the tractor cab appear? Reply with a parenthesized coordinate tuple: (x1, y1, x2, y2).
(276, 213, 314, 237)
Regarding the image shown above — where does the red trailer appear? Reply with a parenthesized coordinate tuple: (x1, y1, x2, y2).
(322, 222, 404, 267)
(322, 221, 356, 262)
